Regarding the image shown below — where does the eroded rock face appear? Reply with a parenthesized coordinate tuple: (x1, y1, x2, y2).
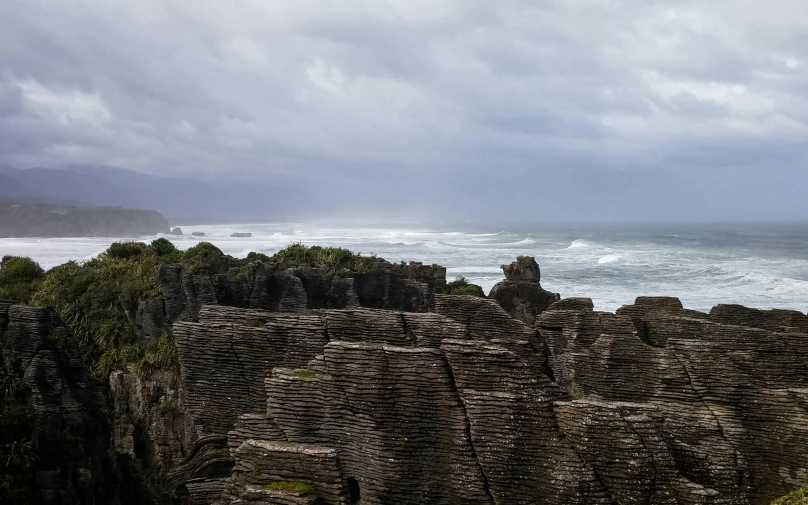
(0, 303, 121, 505)
(25, 255, 799, 505)
(138, 262, 446, 338)
(162, 284, 808, 505)
(488, 256, 560, 325)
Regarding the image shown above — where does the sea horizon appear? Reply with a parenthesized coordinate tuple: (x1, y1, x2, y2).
(3, 221, 807, 314)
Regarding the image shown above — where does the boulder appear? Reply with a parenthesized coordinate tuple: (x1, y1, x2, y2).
(230, 232, 252, 237)
(170, 227, 183, 235)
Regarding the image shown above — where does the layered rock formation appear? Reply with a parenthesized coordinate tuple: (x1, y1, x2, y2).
(135, 261, 447, 338)
(488, 256, 560, 324)
(159, 270, 808, 505)
(5, 254, 807, 505)
(0, 303, 121, 504)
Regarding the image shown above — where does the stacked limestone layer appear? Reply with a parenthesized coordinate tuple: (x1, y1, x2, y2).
(487, 256, 561, 325)
(167, 276, 808, 505)
(440, 339, 613, 504)
(166, 435, 234, 502)
(140, 261, 447, 338)
(224, 440, 349, 505)
(541, 297, 808, 504)
(0, 303, 121, 504)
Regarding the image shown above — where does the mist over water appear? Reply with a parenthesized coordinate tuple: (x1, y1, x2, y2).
(2, 222, 808, 313)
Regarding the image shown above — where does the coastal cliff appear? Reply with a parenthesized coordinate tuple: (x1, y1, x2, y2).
(0, 199, 169, 237)
(1, 242, 806, 504)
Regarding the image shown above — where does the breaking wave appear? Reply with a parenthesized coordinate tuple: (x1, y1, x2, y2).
(568, 239, 590, 249)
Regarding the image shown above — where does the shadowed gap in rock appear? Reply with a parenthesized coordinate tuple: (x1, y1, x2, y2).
(347, 476, 360, 504)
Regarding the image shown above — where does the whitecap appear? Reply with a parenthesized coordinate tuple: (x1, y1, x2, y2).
(448, 266, 504, 274)
(568, 239, 590, 249)
(386, 239, 421, 246)
(598, 254, 620, 264)
(765, 277, 808, 294)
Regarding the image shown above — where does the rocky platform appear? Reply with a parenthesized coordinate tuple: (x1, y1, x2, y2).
(4, 256, 807, 505)
(160, 271, 808, 505)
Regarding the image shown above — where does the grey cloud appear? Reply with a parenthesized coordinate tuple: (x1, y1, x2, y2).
(1, 0, 807, 221)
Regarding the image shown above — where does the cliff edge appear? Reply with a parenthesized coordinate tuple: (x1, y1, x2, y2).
(0, 198, 170, 237)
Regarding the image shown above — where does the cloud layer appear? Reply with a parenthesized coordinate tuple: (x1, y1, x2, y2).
(1, 0, 806, 220)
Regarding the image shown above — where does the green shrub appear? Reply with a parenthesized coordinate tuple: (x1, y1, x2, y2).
(182, 242, 225, 274)
(47, 328, 67, 351)
(245, 251, 270, 263)
(103, 333, 178, 378)
(0, 257, 44, 284)
(446, 276, 485, 297)
(0, 402, 36, 429)
(150, 238, 178, 257)
(105, 241, 148, 260)
(772, 485, 808, 504)
(271, 243, 382, 273)
(0, 363, 26, 400)
(0, 257, 44, 304)
(30, 252, 163, 375)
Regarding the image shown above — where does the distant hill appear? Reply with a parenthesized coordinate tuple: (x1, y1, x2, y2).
(0, 165, 301, 222)
(0, 197, 170, 238)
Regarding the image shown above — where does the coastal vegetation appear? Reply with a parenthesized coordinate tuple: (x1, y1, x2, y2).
(445, 275, 486, 297)
(0, 241, 398, 379)
(0, 363, 37, 501)
(772, 483, 808, 504)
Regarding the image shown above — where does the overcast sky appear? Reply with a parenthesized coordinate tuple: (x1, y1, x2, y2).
(1, 0, 806, 221)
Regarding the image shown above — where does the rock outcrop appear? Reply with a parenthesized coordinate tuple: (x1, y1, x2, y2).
(7, 254, 807, 505)
(488, 256, 560, 324)
(159, 274, 808, 505)
(135, 261, 447, 338)
(0, 303, 121, 504)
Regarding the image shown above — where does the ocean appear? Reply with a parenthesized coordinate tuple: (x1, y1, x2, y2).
(2, 222, 808, 313)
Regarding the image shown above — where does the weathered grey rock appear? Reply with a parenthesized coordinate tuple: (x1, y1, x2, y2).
(147, 261, 442, 336)
(107, 258, 808, 505)
(230, 232, 252, 237)
(1, 304, 121, 505)
(192, 232, 206, 237)
(709, 304, 808, 333)
(166, 435, 234, 499)
(171, 227, 184, 235)
(135, 296, 169, 338)
(110, 367, 196, 499)
(547, 297, 594, 312)
(488, 256, 560, 325)
(225, 440, 349, 505)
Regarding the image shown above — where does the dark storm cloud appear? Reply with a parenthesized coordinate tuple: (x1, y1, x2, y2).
(0, 0, 807, 220)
